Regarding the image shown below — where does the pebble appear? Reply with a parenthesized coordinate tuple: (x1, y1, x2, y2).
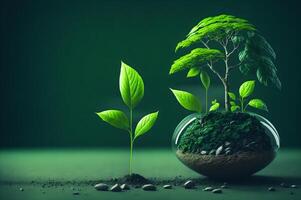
(203, 186, 213, 191)
(225, 141, 231, 146)
(201, 150, 207, 155)
(163, 184, 172, 189)
(142, 184, 156, 191)
(221, 184, 228, 189)
(94, 183, 109, 191)
(291, 184, 298, 188)
(268, 187, 275, 191)
(19, 188, 24, 192)
(183, 180, 195, 189)
(120, 183, 130, 190)
(216, 146, 223, 155)
(110, 184, 122, 192)
(212, 188, 222, 193)
(73, 192, 80, 195)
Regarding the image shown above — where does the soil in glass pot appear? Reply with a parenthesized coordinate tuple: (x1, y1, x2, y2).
(172, 111, 279, 179)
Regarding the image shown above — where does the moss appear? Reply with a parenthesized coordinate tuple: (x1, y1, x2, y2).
(177, 112, 272, 154)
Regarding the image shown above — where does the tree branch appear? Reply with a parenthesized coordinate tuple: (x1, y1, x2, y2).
(228, 62, 242, 70)
(201, 40, 210, 49)
(207, 61, 224, 82)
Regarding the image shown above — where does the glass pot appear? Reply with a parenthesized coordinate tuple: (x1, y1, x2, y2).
(172, 112, 280, 179)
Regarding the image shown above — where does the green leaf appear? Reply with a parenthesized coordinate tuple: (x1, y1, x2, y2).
(200, 71, 210, 90)
(119, 61, 144, 109)
(209, 102, 220, 112)
(134, 111, 159, 139)
(228, 92, 236, 100)
(176, 14, 256, 51)
(186, 67, 200, 78)
(239, 80, 255, 98)
(96, 110, 129, 131)
(230, 101, 236, 106)
(211, 99, 217, 104)
(248, 99, 268, 111)
(231, 105, 240, 112)
(169, 48, 223, 74)
(238, 33, 281, 90)
(170, 89, 202, 112)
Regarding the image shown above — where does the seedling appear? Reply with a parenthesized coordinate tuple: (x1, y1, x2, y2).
(169, 14, 281, 112)
(96, 61, 159, 174)
(228, 80, 268, 112)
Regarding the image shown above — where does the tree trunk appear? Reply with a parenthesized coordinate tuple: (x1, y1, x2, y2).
(223, 81, 230, 111)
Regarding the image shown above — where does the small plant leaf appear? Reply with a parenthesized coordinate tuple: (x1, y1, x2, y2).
(119, 61, 144, 109)
(187, 67, 200, 78)
(209, 102, 220, 112)
(231, 105, 240, 112)
(134, 111, 159, 139)
(239, 80, 255, 98)
(228, 92, 236, 100)
(96, 110, 129, 131)
(230, 101, 236, 106)
(200, 71, 210, 90)
(211, 99, 217, 104)
(170, 89, 202, 112)
(248, 99, 268, 111)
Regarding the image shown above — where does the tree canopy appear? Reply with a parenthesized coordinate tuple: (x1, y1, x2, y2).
(170, 14, 281, 91)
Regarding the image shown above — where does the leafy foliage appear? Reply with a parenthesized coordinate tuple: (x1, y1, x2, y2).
(178, 112, 272, 153)
(135, 111, 159, 139)
(230, 80, 268, 113)
(239, 80, 255, 98)
(169, 48, 223, 74)
(96, 61, 158, 174)
(96, 110, 129, 131)
(239, 33, 281, 89)
(248, 99, 268, 111)
(228, 92, 236, 100)
(176, 14, 256, 51)
(170, 89, 202, 112)
(209, 99, 220, 112)
(200, 71, 211, 90)
(119, 61, 144, 109)
(170, 14, 280, 112)
(186, 67, 201, 77)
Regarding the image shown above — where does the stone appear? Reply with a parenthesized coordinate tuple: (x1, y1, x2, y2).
(215, 146, 223, 155)
(94, 183, 109, 191)
(19, 188, 24, 192)
(268, 187, 275, 191)
(201, 150, 207, 155)
(290, 184, 297, 188)
(225, 141, 231, 146)
(120, 183, 130, 190)
(163, 184, 172, 189)
(212, 188, 222, 193)
(142, 184, 156, 191)
(203, 186, 213, 191)
(110, 184, 122, 192)
(183, 180, 195, 189)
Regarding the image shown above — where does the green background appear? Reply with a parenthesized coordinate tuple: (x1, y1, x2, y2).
(1, 0, 300, 148)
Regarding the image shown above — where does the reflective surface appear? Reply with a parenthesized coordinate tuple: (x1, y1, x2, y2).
(172, 112, 280, 178)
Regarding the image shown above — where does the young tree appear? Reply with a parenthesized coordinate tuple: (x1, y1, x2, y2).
(169, 14, 281, 111)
